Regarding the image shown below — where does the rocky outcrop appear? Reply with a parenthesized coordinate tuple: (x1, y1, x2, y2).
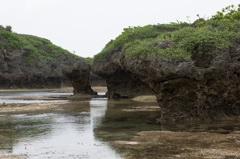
(92, 51, 154, 98)
(63, 60, 96, 95)
(0, 49, 84, 90)
(121, 42, 240, 122)
(90, 72, 107, 87)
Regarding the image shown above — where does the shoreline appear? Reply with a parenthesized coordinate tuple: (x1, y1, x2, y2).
(0, 102, 69, 114)
(0, 87, 74, 93)
(0, 86, 108, 114)
(0, 86, 157, 114)
(0, 86, 108, 93)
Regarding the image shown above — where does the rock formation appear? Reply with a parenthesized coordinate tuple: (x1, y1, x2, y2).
(92, 51, 154, 98)
(92, 5, 240, 122)
(90, 72, 107, 87)
(0, 49, 73, 88)
(0, 48, 95, 96)
(63, 59, 96, 95)
(121, 41, 240, 122)
(0, 29, 97, 96)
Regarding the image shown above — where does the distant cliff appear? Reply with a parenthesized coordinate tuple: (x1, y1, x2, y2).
(0, 27, 93, 93)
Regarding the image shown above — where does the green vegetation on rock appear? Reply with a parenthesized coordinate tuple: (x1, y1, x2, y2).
(94, 4, 240, 61)
(0, 25, 12, 32)
(0, 27, 81, 67)
(94, 23, 188, 61)
(84, 57, 93, 65)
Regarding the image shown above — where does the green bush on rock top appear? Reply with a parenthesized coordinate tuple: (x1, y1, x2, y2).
(94, 23, 187, 61)
(0, 29, 81, 67)
(84, 57, 93, 65)
(94, 4, 240, 61)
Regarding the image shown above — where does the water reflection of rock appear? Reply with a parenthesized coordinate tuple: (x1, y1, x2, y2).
(0, 97, 121, 158)
(93, 99, 240, 158)
(93, 99, 161, 142)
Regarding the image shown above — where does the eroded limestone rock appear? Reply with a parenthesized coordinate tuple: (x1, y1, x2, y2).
(63, 59, 96, 95)
(0, 49, 75, 88)
(121, 42, 240, 122)
(92, 51, 153, 99)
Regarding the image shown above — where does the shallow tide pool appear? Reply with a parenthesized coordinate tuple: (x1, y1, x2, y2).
(0, 91, 72, 104)
(0, 92, 123, 158)
(1, 91, 240, 159)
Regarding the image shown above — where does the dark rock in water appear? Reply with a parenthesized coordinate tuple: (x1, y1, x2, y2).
(92, 51, 154, 99)
(121, 42, 240, 122)
(63, 60, 96, 95)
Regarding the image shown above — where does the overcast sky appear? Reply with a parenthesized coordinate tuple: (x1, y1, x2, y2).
(1, 0, 239, 57)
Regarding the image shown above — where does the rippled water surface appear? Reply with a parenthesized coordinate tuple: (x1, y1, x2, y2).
(0, 92, 124, 158)
(1, 91, 239, 158)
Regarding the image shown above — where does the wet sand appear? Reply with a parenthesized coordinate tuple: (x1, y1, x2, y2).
(132, 95, 157, 103)
(0, 102, 69, 114)
(92, 86, 108, 93)
(0, 87, 74, 93)
(0, 87, 107, 114)
(0, 86, 108, 94)
(112, 131, 240, 159)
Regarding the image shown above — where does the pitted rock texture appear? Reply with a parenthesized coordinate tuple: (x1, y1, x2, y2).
(121, 42, 240, 122)
(0, 49, 77, 89)
(63, 60, 96, 95)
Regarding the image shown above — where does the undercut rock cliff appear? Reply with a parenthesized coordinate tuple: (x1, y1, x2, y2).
(92, 5, 240, 122)
(92, 51, 154, 99)
(121, 42, 240, 122)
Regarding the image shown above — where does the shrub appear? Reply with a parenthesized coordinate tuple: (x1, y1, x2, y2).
(0, 30, 22, 49)
(124, 38, 191, 60)
(84, 57, 93, 65)
(171, 26, 236, 55)
(0, 25, 12, 32)
(94, 4, 240, 62)
(0, 29, 81, 67)
(94, 23, 185, 61)
(211, 4, 240, 22)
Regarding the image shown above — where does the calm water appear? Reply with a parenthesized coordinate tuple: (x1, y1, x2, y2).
(0, 91, 124, 158)
(0, 91, 72, 104)
(0, 92, 239, 158)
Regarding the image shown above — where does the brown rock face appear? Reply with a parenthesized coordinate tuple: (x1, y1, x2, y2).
(121, 42, 240, 122)
(0, 49, 96, 97)
(63, 60, 96, 95)
(92, 51, 154, 99)
(0, 49, 79, 89)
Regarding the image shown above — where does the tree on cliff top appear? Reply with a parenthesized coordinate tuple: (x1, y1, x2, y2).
(0, 25, 12, 32)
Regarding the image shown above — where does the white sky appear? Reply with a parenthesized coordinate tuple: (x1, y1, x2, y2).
(1, 0, 239, 57)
